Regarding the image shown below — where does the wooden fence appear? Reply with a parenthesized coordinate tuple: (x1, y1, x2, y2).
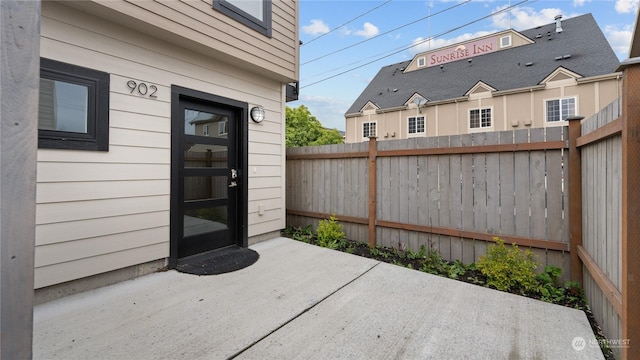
(573, 59, 640, 360)
(286, 126, 571, 277)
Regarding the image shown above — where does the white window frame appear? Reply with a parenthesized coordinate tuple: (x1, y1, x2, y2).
(218, 120, 228, 136)
(417, 57, 426, 68)
(500, 35, 511, 48)
(545, 97, 577, 124)
(203, 124, 209, 136)
(468, 107, 493, 132)
(362, 121, 377, 140)
(407, 116, 425, 136)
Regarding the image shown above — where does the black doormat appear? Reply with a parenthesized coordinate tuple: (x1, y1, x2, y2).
(175, 246, 259, 275)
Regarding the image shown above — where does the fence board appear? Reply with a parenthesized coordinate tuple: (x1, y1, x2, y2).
(438, 136, 452, 259)
(514, 130, 530, 238)
(499, 131, 516, 236)
(460, 134, 475, 264)
(449, 135, 463, 262)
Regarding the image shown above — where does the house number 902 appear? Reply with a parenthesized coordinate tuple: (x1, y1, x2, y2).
(127, 80, 158, 98)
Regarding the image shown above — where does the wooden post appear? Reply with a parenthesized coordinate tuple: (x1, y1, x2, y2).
(0, 1, 40, 359)
(566, 115, 584, 286)
(620, 61, 640, 360)
(368, 137, 377, 247)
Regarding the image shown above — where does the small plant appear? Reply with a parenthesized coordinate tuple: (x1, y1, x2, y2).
(316, 215, 346, 249)
(369, 246, 390, 258)
(285, 225, 314, 243)
(406, 245, 427, 260)
(476, 238, 539, 294)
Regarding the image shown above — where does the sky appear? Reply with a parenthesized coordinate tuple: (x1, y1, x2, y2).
(289, 0, 638, 131)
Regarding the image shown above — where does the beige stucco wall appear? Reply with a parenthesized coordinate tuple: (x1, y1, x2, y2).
(36, 1, 292, 288)
(345, 76, 621, 141)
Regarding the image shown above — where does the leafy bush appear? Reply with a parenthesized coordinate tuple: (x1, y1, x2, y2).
(476, 238, 539, 294)
(316, 215, 346, 249)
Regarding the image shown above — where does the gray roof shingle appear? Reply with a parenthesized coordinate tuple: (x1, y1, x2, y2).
(346, 14, 619, 114)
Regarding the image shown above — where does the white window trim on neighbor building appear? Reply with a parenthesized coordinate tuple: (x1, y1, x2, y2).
(545, 97, 577, 124)
(407, 115, 425, 136)
(362, 121, 377, 140)
(468, 107, 493, 132)
(417, 57, 426, 68)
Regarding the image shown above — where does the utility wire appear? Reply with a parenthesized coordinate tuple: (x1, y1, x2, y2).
(301, 0, 472, 66)
(300, 0, 531, 89)
(303, 0, 393, 46)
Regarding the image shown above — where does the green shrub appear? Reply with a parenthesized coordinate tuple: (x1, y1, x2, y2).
(476, 238, 539, 294)
(316, 215, 346, 249)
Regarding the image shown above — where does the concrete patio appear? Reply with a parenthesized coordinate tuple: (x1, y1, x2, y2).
(33, 237, 603, 359)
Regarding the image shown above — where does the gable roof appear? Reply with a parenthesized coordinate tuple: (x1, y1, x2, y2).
(346, 14, 620, 114)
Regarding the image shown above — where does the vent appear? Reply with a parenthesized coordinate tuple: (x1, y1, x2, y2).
(525, 62, 533, 66)
(555, 15, 563, 33)
(536, 33, 542, 39)
(562, 54, 571, 59)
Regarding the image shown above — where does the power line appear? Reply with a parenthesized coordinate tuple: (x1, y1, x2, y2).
(302, 0, 393, 46)
(300, 0, 531, 89)
(301, 0, 472, 66)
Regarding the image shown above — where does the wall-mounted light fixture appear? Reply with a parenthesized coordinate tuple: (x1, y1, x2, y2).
(250, 106, 265, 123)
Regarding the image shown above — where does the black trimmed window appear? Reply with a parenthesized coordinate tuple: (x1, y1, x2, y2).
(408, 116, 425, 135)
(213, 0, 272, 37)
(469, 108, 492, 129)
(39, 58, 110, 151)
(546, 97, 576, 122)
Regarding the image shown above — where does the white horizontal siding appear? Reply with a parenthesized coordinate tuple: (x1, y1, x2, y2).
(34, 243, 168, 289)
(36, 211, 169, 246)
(36, 2, 286, 288)
(36, 196, 170, 225)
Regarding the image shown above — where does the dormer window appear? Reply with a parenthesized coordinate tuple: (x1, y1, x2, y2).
(500, 35, 511, 48)
(417, 57, 426, 68)
(213, 0, 272, 37)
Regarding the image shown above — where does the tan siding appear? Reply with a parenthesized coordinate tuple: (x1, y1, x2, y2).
(36, 196, 170, 225)
(34, 243, 168, 289)
(37, 1, 288, 287)
(36, 180, 169, 203)
(37, 163, 169, 182)
(61, 0, 297, 81)
(36, 227, 168, 267)
(36, 211, 169, 245)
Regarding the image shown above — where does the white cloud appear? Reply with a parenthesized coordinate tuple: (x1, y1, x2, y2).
(297, 95, 350, 130)
(491, 5, 570, 30)
(302, 19, 329, 35)
(573, 0, 589, 7)
(615, 0, 639, 13)
(409, 31, 494, 54)
(354, 22, 380, 38)
(605, 24, 632, 58)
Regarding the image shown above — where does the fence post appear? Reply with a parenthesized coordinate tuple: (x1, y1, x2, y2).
(620, 61, 640, 360)
(566, 115, 584, 287)
(368, 137, 377, 247)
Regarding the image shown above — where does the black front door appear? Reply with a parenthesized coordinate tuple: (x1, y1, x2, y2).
(170, 87, 247, 266)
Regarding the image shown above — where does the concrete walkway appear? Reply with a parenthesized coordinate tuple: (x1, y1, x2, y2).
(33, 237, 603, 359)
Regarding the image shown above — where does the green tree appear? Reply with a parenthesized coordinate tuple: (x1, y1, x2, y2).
(285, 105, 343, 147)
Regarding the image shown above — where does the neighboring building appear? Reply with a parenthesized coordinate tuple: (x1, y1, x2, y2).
(36, 1, 298, 293)
(345, 14, 621, 142)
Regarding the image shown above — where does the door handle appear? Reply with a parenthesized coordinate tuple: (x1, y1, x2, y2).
(229, 169, 238, 188)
